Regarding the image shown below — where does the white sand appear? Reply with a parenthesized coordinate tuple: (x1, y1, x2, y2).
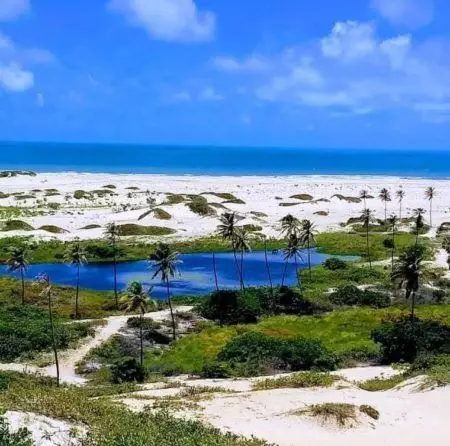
(0, 172, 448, 241)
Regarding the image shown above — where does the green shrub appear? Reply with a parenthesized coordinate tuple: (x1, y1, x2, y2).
(110, 356, 147, 383)
(242, 224, 263, 232)
(223, 199, 246, 205)
(127, 317, 161, 330)
(359, 405, 380, 420)
(202, 192, 238, 201)
(73, 190, 89, 199)
(165, 194, 185, 204)
(0, 416, 34, 446)
(1, 220, 34, 231)
(300, 403, 357, 426)
(332, 194, 361, 203)
(358, 375, 405, 391)
(371, 316, 450, 363)
(200, 362, 231, 378)
(38, 225, 69, 234)
(118, 224, 176, 236)
(153, 208, 172, 220)
(253, 371, 336, 390)
(80, 224, 101, 230)
(323, 257, 348, 270)
(290, 194, 313, 201)
(330, 285, 390, 309)
(187, 197, 216, 216)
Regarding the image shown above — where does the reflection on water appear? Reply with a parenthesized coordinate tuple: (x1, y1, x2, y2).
(0, 250, 357, 299)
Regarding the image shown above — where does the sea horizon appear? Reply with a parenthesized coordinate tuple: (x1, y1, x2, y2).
(2, 141, 450, 178)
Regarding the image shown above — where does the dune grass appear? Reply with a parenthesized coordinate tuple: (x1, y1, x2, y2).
(253, 372, 337, 390)
(153, 208, 172, 220)
(290, 194, 313, 201)
(358, 375, 405, 391)
(0, 220, 34, 231)
(117, 224, 176, 236)
(296, 403, 358, 427)
(38, 225, 69, 234)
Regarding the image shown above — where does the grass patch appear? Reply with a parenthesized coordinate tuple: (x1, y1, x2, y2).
(80, 224, 101, 230)
(250, 211, 268, 218)
(73, 190, 90, 200)
(253, 372, 336, 390)
(187, 197, 217, 216)
(14, 195, 35, 200)
(153, 208, 172, 220)
(223, 199, 246, 205)
(358, 374, 405, 391)
(201, 192, 238, 201)
(314, 211, 329, 216)
(243, 224, 263, 232)
(359, 404, 380, 420)
(279, 202, 300, 207)
(290, 194, 313, 201)
(0, 220, 34, 231)
(118, 224, 176, 236)
(332, 194, 361, 204)
(103, 184, 116, 189)
(38, 225, 69, 234)
(165, 194, 186, 205)
(297, 403, 357, 427)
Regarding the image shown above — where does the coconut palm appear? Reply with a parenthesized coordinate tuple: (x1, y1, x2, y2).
(413, 208, 425, 245)
(65, 239, 87, 319)
(149, 243, 181, 340)
(388, 215, 397, 273)
(233, 227, 252, 289)
(217, 212, 244, 285)
(298, 219, 317, 281)
(396, 188, 405, 220)
(212, 252, 219, 291)
(122, 281, 157, 365)
(280, 214, 301, 238)
(36, 274, 60, 386)
(104, 222, 120, 308)
(282, 234, 303, 287)
(7, 246, 29, 304)
(391, 246, 423, 320)
(262, 236, 273, 293)
(361, 208, 373, 268)
(379, 188, 391, 223)
(359, 189, 370, 209)
(425, 187, 436, 228)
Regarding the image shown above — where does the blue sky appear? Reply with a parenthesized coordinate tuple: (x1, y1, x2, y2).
(1, 0, 450, 149)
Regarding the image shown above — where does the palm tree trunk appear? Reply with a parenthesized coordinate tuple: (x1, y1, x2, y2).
(20, 267, 25, 305)
(232, 249, 243, 289)
(281, 260, 289, 287)
(294, 256, 300, 286)
(399, 199, 402, 221)
(416, 227, 419, 246)
(48, 289, 60, 387)
(366, 225, 372, 268)
(140, 312, 144, 366)
(410, 291, 416, 321)
(384, 201, 387, 223)
(264, 240, 273, 293)
(75, 264, 80, 319)
(391, 225, 395, 273)
(430, 199, 432, 228)
(307, 239, 312, 281)
(240, 249, 245, 290)
(212, 252, 219, 291)
(166, 278, 176, 341)
(113, 239, 118, 308)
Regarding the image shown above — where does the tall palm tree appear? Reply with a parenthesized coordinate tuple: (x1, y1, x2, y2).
(425, 187, 436, 228)
(65, 240, 87, 319)
(391, 247, 423, 320)
(282, 234, 303, 287)
(262, 236, 273, 293)
(104, 222, 120, 308)
(212, 252, 219, 291)
(280, 214, 301, 238)
(396, 188, 405, 220)
(149, 243, 181, 340)
(217, 212, 243, 285)
(122, 281, 157, 365)
(36, 274, 60, 386)
(7, 246, 29, 304)
(359, 189, 369, 209)
(413, 208, 425, 246)
(361, 208, 373, 268)
(233, 228, 252, 289)
(298, 219, 317, 281)
(388, 214, 397, 273)
(379, 188, 391, 223)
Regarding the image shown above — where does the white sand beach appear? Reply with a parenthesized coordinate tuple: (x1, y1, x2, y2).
(0, 172, 448, 241)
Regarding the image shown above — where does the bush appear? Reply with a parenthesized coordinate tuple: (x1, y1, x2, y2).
(371, 316, 450, 363)
(73, 190, 89, 199)
(330, 285, 390, 308)
(323, 257, 348, 270)
(110, 356, 147, 383)
(1, 220, 34, 231)
(253, 371, 336, 390)
(217, 332, 335, 376)
(0, 416, 34, 446)
(118, 224, 176, 236)
(200, 362, 231, 378)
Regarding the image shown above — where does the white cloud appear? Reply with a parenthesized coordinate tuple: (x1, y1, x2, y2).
(172, 90, 191, 102)
(213, 55, 268, 73)
(36, 92, 44, 107)
(108, 0, 215, 42)
(372, 0, 434, 29)
(199, 86, 223, 101)
(0, 63, 33, 92)
(0, 0, 29, 21)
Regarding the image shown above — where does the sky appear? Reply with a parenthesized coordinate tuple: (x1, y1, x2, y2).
(1, 0, 450, 149)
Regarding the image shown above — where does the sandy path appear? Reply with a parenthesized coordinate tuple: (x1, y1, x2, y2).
(0, 306, 193, 384)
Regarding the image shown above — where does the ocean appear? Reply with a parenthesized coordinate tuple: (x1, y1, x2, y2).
(1, 141, 450, 178)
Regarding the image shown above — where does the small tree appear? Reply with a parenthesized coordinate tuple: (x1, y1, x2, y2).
(65, 239, 87, 319)
(359, 189, 369, 209)
(298, 219, 317, 281)
(104, 222, 120, 308)
(379, 188, 391, 223)
(6, 246, 29, 305)
(361, 208, 373, 268)
(280, 214, 301, 238)
(282, 234, 303, 287)
(413, 208, 425, 246)
(425, 187, 436, 228)
(233, 227, 252, 289)
(387, 214, 397, 273)
(396, 188, 405, 220)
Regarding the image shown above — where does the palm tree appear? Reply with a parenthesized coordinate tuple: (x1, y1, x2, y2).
(122, 281, 157, 365)
(104, 222, 120, 308)
(298, 219, 317, 280)
(262, 236, 273, 293)
(233, 227, 252, 289)
(361, 208, 373, 268)
(359, 189, 369, 209)
(36, 274, 60, 386)
(7, 246, 29, 304)
(425, 187, 436, 228)
(217, 212, 244, 285)
(413, 208, 425, 245)
(212, 252, 219, 291)
(149, 243, 181, 340)
(280, 214, 300, 238)
(282, 234, 303, 287)
(396, 188, 405, 220)
(379, 188, 391, 223)
(391, 246, 423, 320)
(65, 240, 87, 319)
(388, 214, 397, 273)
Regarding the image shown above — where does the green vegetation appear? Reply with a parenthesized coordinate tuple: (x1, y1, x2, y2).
(38, 225, 69, 234)
(187, 196, 217, 216)
(253, 371, 336, 390)
(0, 415, 34, 446)
(153, 208, 172, 220)
(242, 224, 263, 232)
(223, 199, 246, 205)
(298, 403, 357, 426)
(290, 194, 313, 201)
(73, 190, 89, 200)
(314, 211, 328, 216)
(0, 220, 34, 231)
(332, 194, 361, 204)
(358, 375, 405, 391)
(80, 224, 101, 230)
(359, 404, 380, 420)
(117, 224, 176, 236)
(0, 171, 36, 178)
(329, 285, 390, 308)
(202, 192, 238, 201)
(165, 193, 186, 205)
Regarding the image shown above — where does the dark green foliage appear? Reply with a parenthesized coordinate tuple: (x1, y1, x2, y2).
(80, 224, 101, 230)
(187, 196, 216, 216)
(110, 356, 147, 383)
(0, 416, 34, 446)
(217, 332, 335, 376)
(152, 208, 172, 220)
(383, 238, 394, 249)
(127, 317, 161, 330)
(242, 224, 263, 232)
(200, 362, 231, 378)
(323, 257, 347, 270)
(332, 194, 361, 203)
(290, 194, 313, 201)
(371, 316, 450, 363)
(117, 224, 176, 236)
(330, 285, 390, 308)
(0, 305, 94, 361)
(73, 190, 89, 199)
(0, 220, 34, 231)
(38, 225, 69, 234)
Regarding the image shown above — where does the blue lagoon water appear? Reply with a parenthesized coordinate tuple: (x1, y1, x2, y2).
(0, 250, 356, 298)
(1, 142, 450, 177)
